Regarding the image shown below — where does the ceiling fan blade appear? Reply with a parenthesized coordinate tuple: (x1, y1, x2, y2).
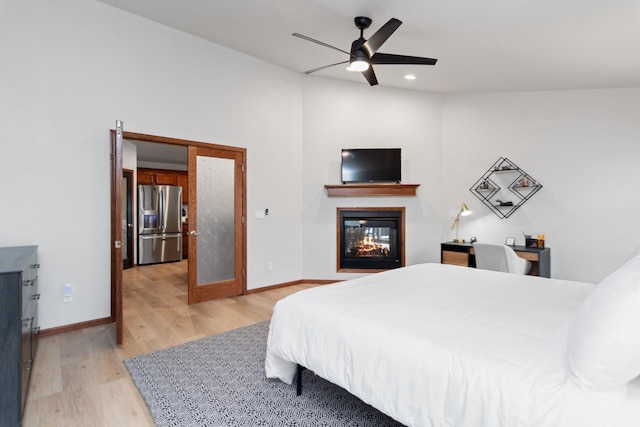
(292, 33, 350, 55)
(370, 52, 438, 66)
(303, 60, 349, 74)
(361, 66, 378, 86)
(362, 18, 402, 57)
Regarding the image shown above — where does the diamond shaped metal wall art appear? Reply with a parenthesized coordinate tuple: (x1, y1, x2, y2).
(469, 157, 542, 219)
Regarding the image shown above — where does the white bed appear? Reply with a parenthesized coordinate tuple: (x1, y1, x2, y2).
(265, 262, 640, 427)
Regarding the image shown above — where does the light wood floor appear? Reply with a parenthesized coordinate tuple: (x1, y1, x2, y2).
(23, 260, 318, 426)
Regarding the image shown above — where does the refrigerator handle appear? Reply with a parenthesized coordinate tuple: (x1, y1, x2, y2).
(159, 187, 164, 231)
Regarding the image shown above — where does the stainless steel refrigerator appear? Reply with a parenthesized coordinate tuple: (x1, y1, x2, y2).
(138, 185, 183, 265)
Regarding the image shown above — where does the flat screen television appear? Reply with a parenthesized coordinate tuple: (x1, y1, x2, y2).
(341, 148, 401, 183)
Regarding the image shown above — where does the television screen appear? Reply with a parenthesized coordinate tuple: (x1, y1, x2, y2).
(341, 148, 401, 183)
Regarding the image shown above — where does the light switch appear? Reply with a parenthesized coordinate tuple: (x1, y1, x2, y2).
(254, 209, 266, 219)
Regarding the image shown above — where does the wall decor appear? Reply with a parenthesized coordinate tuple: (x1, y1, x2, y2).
(469, 157, 542, 219)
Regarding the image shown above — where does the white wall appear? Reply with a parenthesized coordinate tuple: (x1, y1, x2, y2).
(0, 0, 304, 329)
(441, 88, 640, 282)
(301, 78, 444, 279)
(123, 142, 137, 171)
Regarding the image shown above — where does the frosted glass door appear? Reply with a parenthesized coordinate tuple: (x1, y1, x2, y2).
(187, 145, 245, 304)
(196, 156, 235, 284)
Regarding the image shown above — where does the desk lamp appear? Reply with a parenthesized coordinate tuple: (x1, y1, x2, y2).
(451, 203, 472, 243)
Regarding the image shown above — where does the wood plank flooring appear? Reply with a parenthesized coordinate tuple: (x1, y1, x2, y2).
(23, 260, 319, 426)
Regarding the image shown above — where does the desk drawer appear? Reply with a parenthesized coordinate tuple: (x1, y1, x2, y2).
(442, 251, 468, 266)
(516, 252, 539, 262)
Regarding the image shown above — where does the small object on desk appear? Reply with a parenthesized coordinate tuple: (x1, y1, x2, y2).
(505, 237, 515, 246)
(537, 234, 545, 248)
(469, 236, 477, 243)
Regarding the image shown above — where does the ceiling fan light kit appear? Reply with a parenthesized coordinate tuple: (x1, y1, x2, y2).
(347, 50, 370, 72)
(293, 16, 438, 86)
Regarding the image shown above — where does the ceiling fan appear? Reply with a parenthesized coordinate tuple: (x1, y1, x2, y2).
(293, 16, 438, 86)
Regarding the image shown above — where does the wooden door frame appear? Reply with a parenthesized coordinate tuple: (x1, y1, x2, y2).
(110, 130, 247, 345)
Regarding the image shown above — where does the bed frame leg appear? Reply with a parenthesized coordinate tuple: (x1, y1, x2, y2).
(296, 364, 303, 396)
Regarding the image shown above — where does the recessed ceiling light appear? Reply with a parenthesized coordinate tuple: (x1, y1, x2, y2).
(404, 74, 416, 80)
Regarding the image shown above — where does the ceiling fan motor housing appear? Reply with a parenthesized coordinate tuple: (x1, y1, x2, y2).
(354, 16, 372, 30)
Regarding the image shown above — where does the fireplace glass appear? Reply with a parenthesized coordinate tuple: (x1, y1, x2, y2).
(339, 209, 403, 270)
(344, 220, 397, 259)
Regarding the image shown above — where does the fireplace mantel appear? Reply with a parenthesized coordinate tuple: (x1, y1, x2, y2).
(324, 184, 420, 197)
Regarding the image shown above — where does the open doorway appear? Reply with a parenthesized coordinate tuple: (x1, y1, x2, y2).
(122, 169, 134, 270)
(111, 129, 247, 345)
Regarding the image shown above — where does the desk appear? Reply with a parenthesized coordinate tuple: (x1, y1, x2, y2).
(440, 241, 551, 278)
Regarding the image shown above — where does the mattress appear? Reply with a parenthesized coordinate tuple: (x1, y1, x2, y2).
(265, 263, 640, 427)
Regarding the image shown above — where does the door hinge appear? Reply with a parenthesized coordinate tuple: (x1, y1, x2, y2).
(114, 241, 121, 249)
(241, 164, 245, 173)
(241, 216, 245, 224)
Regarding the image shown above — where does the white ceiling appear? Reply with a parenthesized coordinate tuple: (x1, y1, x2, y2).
(98, 0, 640, 93)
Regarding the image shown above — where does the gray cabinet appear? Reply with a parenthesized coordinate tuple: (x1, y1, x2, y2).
(0, 246, 39, 427)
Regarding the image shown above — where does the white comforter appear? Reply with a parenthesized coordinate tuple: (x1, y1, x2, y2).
(265, 263, 640, 427)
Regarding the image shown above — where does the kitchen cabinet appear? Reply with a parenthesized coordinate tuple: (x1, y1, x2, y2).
(0, 245, 39, 427)
(176, 172, 188, 204)
(154, 171, 178, 185)
(136, 169, 155, 185)
(137, 168, 178, 185)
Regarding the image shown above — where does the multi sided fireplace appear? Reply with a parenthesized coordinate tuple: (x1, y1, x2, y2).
(337, 207, 405, 272)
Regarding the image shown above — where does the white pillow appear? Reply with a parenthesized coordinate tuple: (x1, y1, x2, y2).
(566, 255, 640, 390)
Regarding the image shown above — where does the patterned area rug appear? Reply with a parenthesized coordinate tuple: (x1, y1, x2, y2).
(124, 321, 404, 426)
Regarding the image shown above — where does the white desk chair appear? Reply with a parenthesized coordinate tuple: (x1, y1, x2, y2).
(473, 243, 531, 275)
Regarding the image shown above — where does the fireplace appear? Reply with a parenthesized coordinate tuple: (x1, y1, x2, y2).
(337, 207, 405, 272)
